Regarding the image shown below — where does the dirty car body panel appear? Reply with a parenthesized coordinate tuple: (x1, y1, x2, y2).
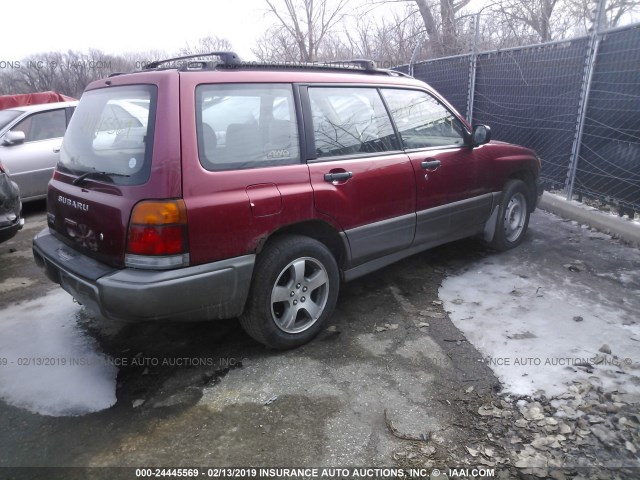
(0, 162, 23, 243)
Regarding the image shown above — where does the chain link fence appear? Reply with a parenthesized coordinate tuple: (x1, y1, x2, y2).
(397, 12, 640, 215)
(576, 25, 640, 212)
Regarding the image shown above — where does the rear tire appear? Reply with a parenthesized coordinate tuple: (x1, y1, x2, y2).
(488, 179, 531, 251)
(239, 235, 340, 349)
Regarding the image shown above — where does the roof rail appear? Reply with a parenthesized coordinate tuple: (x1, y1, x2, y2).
(132, 53, 414, 78)
(380, 68, 413, 78)
(143, 51, 241, 70)
(219, 59, 414, 78)
(324, 59, 377, 71)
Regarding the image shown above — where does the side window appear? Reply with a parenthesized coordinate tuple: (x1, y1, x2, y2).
(381, 89, 465, 149)
(11, 109, 66, 142)
(308, 87, 399, 158)
(196, 84, 300, 171)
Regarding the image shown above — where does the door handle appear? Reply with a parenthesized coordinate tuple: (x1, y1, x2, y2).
(421, 159, 441, 170)
(53, 147, 61, 153)
(324, 171, 353, 182)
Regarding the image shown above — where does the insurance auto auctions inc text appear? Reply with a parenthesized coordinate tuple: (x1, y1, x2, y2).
(183, 467, 496, 478)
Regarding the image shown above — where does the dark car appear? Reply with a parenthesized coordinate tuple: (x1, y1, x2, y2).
(0, 160, 23, 243)
(33, 53, 541, 349)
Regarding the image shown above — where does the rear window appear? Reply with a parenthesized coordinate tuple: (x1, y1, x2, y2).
(196, 84, 300, 171)
(58, 85, 157, 185)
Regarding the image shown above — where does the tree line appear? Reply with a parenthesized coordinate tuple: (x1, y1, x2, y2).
(0, 0, 638, 98)
(255, 0, 640, 63)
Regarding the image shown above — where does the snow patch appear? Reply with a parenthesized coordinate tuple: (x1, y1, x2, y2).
(546, 192, 640, 227)
(0, 291, 118, 416)
(440, 259, 640, 397)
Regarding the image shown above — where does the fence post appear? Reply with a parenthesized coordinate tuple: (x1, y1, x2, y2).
(466, 13, 480, 124)
(409, 34, 427, 77)
(565, 0, 607, 200)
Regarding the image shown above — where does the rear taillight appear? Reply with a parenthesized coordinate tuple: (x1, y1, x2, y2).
(125, 200, 189, 269)
(0, 161, 6, 173)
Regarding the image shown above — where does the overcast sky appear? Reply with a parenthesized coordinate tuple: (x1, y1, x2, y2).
(0, 0, 278, 61)
(5, 0, 633, 64)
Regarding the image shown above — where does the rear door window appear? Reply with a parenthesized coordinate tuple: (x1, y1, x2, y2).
(308, 87, 399, 158)
(196, 84, 300, 171)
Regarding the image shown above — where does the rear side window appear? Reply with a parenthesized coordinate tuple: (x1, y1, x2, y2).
(58, 85, 156, 186)
(196, 84, 300, 171)
(308, 87, 399, 159)
(381, 89, 466, 149)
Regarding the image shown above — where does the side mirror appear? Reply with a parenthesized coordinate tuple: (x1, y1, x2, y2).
(3, 130, 26, 146)
(472, 125, 491, 147)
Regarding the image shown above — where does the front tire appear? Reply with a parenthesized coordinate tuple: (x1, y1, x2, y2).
(488, 179, 531, 251)
(239, 235, 340, 349)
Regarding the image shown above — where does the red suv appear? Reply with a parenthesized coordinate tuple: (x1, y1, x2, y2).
(33, 53, 541, 349)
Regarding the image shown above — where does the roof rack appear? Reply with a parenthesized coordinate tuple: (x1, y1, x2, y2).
(219, 59, 413, 78)
(136, 52, 413, 78)
(142, 51, 241, 70)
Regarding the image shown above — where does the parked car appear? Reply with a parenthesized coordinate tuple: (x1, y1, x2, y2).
(33, 53, 541, 349)
(0, 160, 23, 243)
(0, 99, 77, 201)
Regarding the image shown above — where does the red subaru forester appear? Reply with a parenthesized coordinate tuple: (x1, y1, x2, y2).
(33, 53, 541, 349)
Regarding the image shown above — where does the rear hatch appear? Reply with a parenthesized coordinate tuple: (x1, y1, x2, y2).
(47, 76, 182, 268)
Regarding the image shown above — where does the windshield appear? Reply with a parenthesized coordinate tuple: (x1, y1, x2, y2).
(0, 110, 22, 133)
(58, 85, 157, 185)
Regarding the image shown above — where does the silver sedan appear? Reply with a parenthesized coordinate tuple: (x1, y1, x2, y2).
(0, 101, 77, 202)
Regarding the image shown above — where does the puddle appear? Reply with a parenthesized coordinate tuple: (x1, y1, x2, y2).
(0, 290, 117, 416)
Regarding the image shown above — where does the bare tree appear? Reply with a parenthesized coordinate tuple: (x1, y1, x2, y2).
(0, 50, 152, 97)
(362, 1, 475, 58)
(568, 0, 640, 29)
(605, 0, 640, 26)
(483, 0, 640, 45)
(405, 1, 471, 56)
(339, 8, 426, 66)
(178, 36, 234, 55)
(120, 50, 169, 70)
(261, 0, 351, 62)
(253, 27, 302, 61)
(489, 0, 562, 42)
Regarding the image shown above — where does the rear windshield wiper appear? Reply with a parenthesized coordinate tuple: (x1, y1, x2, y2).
(73, 170, 130, 185)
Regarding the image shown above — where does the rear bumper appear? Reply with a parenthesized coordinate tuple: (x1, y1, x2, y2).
(32, 229, 255, 322)
(0, 177, 22, 243)
(0, 215, 23, 243)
